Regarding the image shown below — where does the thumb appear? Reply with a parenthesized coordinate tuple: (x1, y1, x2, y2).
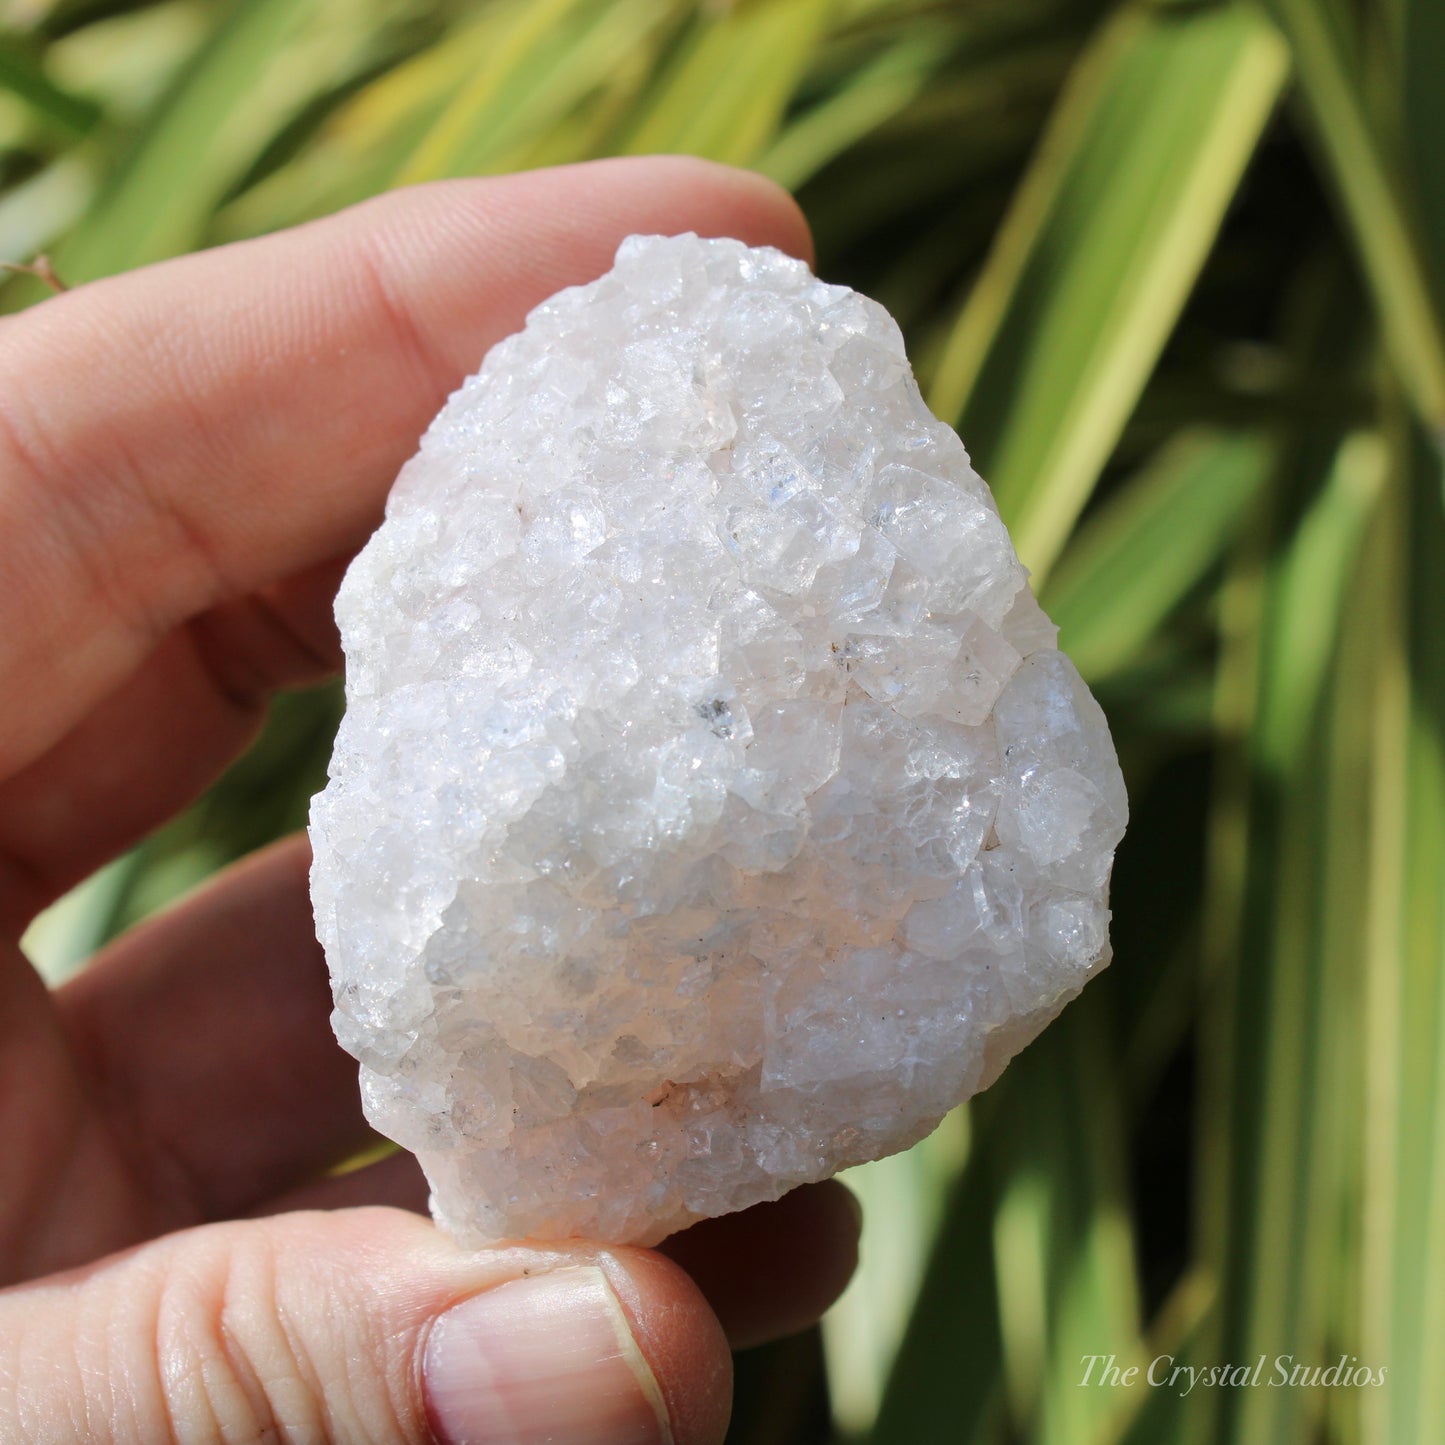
(0, 1206, 730, 1444)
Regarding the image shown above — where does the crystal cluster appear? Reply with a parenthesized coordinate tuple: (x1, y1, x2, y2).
(309, 234, 1127, 1246)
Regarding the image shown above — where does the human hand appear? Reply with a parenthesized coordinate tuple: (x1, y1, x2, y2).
(0, 157, 859, 1444)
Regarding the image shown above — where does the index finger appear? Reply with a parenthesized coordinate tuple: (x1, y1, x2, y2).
(0, 157, 812, 785)
(0, 159, 810, 927)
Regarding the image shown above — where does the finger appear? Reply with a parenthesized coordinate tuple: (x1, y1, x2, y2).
(0, 157, 811, 927)
(50, 825, 862, 1350)
(660, 1182, 861, 1348)
(0, 938, 112, 1284)
(55, 836, 366, 1256)
(0, 1207, 732, 1445)
(0, 558, 345, 936)
(262, 1163, 861, 1351)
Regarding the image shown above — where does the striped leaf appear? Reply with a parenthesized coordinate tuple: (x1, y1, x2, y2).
(928, 1, 1289, 579)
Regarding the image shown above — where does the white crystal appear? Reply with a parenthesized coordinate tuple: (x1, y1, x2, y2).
(309, 234, 1127, 1247)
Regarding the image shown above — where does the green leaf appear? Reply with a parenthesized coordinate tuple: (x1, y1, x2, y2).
(1358, 416, 1445, 1445)
(1402, 0, 1445, 301)
(0, 154, 89, 262)
(217, 0, 679, 238)
(1209, 435, 1381, 1443)
(449, 0, 673, 176)
(867, 1111, 1005, 1445)
(51, 0, 319, 280)
(821, 1112, 968, 1437)
(1264, 0, 1445, 430)
(1041, 428, 1273, 682)
(19, 853, 135, 985)
(618, 0, 831, 165)
(1192, 238, 1383, 1440)
(0, 36, 101, 135)
(392, 0, 600, 184)
(757, 29, 943, 191)
(212, 16, 500, 236)
(867, 1000, 1143, 1445)
(928, 1, 1289, 579)
(992, 1010, 1143, 1445)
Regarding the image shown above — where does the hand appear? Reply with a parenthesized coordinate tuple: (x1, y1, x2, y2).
(0, 157, 858, 1444)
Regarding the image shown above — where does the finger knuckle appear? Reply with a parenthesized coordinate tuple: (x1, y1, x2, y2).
(0, 1216, 424, 1441)
(153, 1220, 423, 1445)
(154, 1230, 311, 1442)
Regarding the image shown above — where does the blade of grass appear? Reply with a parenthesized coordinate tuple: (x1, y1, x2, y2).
(866, 1109, 1005, 1445)
(1111, 1273, 1218, 1444)
(989, 1007, 1143, 1445)
(0, 35, 100, 133)
(0, 152, 88, 260)
(219, 0, 681, 237)
(866, 999, 1143, 1445)
(1401, 0, 1445, 298)
(1190, 456, 1358, 1439)
(416, 0, 677, 177)
(757, 28, 943, 191)
(392, 0, 588, 184)
(1253, 431, 1386, 770)
(797, 36, 1073, 263)
(1263, 0, 1445, 432)
(1308, 429, 1388, 1445)
(927, 1, 1289, 579)
(1041, 428, 1273, 682)
(1359, 407, 1445, 1444)
(1195, 233, 1381, 1437)
(821, 1110, 969, 1437)
(1220, 433, 1380, 1445)
(50, 0, 318, 280)
(18, 853, 135, 985)
(619, 0, 831, 165)
(213, 14, 502, 236)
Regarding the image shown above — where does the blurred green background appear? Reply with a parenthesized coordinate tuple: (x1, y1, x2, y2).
(5, 0, 1443, 1440)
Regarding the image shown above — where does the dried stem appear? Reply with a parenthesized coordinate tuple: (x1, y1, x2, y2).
(0, 255, 68, 293)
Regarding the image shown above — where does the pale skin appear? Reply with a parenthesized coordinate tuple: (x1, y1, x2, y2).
(0, 157, 859, 1444)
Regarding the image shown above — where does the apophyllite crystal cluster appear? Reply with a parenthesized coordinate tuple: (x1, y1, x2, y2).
(309, 233, 1127, 1247)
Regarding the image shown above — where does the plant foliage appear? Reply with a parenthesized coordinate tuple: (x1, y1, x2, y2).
(5, 0, 1442, 1440)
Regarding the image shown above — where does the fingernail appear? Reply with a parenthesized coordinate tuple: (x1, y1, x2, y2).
(424, 1265, 673, 1445)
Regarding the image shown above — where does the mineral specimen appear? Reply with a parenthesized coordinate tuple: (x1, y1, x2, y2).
(309, 233, 1128, 1247)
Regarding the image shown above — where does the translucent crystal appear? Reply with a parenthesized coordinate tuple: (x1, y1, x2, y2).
(309, 234, 1128, 1246)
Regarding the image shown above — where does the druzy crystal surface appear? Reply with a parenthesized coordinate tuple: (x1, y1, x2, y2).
(310, 234, 1127, 1246)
